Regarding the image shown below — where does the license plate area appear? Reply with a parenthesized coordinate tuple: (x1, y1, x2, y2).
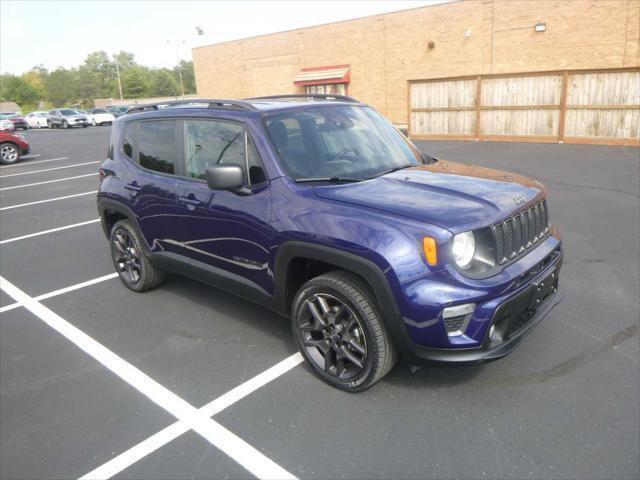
(490, 267, 559, 343)
(529, 267, 558, 310)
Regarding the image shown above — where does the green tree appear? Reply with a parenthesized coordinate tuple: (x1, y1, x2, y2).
(174, 60, 196, 94)
(45, 68, 79, 106)
(150, 69, 179, 97)
(0, 74, 40, 108)
(122, 66, 149, 98)
(78, 51, 116, 102)
(113, 51, 136, 70)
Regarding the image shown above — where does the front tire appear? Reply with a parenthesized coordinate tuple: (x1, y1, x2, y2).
(291, 271, 397, 392)
(63, 120, 70, 129)
(0, 142, 20, 165)
(110, 220, 165, 292)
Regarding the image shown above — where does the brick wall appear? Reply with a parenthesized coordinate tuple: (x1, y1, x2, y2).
(193, 0, 640, 125)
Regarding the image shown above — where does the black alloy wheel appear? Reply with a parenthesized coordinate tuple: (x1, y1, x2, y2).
(292, 271, 397, 392)
(109, 219, 165, 292)
(300, 293, 368, 380)
(111, 227, 142, 285)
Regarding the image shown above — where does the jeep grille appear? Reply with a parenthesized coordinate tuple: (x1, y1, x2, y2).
(492, 200, 549, 265)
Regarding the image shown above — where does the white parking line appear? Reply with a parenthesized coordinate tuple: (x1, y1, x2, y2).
(0, 272, 118, 313)
(0, 173, 98, 191)
(0, 156, 67, 169)
(81, 353, 304, 479)
(0, 161, 99, 178)
(0, 191, 97, 211)
(0, 218, 100, 245)
(0, 276, 297, 480)
(0, 156, 71, 169)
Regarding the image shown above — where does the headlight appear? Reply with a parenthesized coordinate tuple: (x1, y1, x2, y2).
(452, 231, 475, 269)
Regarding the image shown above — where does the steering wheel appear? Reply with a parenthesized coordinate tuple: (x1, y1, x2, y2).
(333, 148, 358, 162)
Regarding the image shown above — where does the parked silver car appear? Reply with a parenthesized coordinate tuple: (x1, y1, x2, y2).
(47, 109, 89, 129)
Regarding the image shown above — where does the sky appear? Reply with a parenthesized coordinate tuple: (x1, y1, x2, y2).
(0, 0, 450, 75)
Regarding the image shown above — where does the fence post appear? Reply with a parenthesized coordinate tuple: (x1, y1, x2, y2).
(558, 70, 569, 143)
(475, 75, 482, 140)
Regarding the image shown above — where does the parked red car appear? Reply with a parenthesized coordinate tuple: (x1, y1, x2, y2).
(8, 115, 29, 130)
(0, 130, 30, 164)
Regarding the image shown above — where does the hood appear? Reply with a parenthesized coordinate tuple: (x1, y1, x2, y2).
(313, 160, 546, 233)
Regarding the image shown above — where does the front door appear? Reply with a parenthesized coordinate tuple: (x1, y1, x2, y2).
(176, 118, 274, 294)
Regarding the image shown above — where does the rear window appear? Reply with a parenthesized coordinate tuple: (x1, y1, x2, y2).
(138, 120, 178, 174)
(122, 123, 135, 158)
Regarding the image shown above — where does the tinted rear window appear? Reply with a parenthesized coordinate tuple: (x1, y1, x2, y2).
(138, 120, 178, 174)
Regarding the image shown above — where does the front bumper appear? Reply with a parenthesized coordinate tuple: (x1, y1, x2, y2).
(391, 235, 563, 364)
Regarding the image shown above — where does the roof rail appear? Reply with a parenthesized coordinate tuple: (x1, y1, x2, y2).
(126, 98, 259, 115)
(246, 94, 360, 103)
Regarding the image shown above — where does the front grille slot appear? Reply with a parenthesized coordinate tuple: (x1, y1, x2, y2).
(492, 200, 549, 265)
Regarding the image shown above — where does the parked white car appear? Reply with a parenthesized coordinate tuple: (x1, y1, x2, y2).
(25, 111, 50, 128)
(86, 108, 116, 126)
(0, 119, 15, 131)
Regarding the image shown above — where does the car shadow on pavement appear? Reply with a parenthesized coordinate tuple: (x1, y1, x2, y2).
(157, 274, 297, 352)
(385, 358, 484, 388)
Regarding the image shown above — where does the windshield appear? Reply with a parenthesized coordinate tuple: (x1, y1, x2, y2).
(60, 109, 79, 115)
(93, 109, 108, 113)
(264, 106, 423, 181)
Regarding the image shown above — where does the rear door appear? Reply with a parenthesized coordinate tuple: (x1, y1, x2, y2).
(175, 118, 274, 293)
(119, 119, 182, 255)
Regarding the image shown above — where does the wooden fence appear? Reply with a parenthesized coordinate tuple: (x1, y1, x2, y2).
(408, 67, 640, 146)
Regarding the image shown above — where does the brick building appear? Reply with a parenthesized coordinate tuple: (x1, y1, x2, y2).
(193, 0, 640, 145)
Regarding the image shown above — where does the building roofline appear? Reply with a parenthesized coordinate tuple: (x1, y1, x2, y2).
(192, 0, 458, 51)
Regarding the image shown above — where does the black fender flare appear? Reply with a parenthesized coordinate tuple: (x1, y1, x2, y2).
(273, 241, 405, 342)
(97, 197, 151, 253)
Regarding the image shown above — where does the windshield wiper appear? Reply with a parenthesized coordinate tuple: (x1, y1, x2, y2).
(295, 176, 365, 183)
(368, 163, 415, 179)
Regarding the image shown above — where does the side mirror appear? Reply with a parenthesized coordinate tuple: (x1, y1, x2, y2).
(205, 164, 245, 191)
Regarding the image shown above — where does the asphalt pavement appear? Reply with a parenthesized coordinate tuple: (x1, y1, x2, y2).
(0, 126, 638, 479)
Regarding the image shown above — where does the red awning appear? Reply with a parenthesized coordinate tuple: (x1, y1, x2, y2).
(293, 65, 350, 86)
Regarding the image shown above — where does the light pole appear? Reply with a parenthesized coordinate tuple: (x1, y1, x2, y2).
(168, 28, 204, 98)
(114, 59, 124, 100)
(167, 39, 186, 97)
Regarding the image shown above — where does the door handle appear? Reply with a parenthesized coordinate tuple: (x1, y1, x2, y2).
(125, 182, 142, 192)
(178, 195, 201, 207)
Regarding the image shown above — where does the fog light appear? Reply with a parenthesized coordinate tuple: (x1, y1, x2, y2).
(442, 303, 475, 319)
(442, 303, 475, 337)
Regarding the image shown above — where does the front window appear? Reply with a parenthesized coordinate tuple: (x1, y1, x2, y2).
(92, 109, 108, 113)
(265, 106, 422, 181)
(184, 119, 264, 185)
(60, 109, 78, 116)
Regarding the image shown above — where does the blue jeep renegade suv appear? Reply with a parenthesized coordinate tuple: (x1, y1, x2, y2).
(98, 95, 563, 391)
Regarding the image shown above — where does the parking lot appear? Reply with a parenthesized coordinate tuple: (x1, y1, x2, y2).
(0, 126, 638, 479)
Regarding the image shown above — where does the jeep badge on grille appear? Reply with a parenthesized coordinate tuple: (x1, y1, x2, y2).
(512, 195, 526, 205)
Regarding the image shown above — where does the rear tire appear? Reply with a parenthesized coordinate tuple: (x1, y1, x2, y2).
(110, 219, 165, 292)
(0, 142, 20, 165)
(291, 271, 397, 392)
